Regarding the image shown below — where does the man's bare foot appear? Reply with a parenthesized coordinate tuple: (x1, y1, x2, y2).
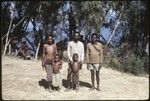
(97, 88, 101, 91)
(48, 89, 53, 93)
(89, 87, 96, 91)
(76, 89, 79, 92)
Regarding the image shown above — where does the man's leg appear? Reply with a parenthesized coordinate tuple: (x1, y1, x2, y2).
(96, 70, 101, 91)
(46, 64, 53, 92)
(90, 70, 95, 90)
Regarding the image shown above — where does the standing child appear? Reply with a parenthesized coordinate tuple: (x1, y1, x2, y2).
(70, 53, 82, 92)
(42, 35, 57, 92)
(52, 54, 63, 91)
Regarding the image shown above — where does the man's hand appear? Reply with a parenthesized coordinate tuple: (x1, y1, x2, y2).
(42, 63, 45, 71)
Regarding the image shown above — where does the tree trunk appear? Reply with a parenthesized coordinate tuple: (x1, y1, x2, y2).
(3, 18, 13, 56)
(8, 44, 11, 55)
(106, 19, 120, 45)
(106, 4, 124, 45)
(35, 42, 41, 60)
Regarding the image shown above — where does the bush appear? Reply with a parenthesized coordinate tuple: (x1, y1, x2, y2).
(106, 52, 148, 75)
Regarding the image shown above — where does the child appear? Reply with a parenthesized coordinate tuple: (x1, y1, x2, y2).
(42, 35, 57, 92)
(70, 53, 82, 92)
(52, 54, 63, 91)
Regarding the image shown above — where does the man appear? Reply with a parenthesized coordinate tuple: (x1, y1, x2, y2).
(67, 32, 84, 90)
(18, 41, 31, 60)
(86, 33, 103, 91)
(10, 36, 18, 56)
(42, 35, 57, 92)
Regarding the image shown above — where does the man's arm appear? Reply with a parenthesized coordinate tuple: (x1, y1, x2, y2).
(86, 44, 89, 63)
(54, 44, 58, 54)
(67, 42, 72, 61)
(100, 44, 103, 63)
(80, 43, 85, 62)
(42, 44, 46, 69)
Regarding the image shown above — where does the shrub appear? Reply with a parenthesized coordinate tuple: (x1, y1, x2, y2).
(106, 52, 147, 75)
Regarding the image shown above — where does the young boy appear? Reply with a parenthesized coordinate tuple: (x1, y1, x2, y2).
(52, 54, 63, 91)
(42, 35, 57, 92)
(70, 53, 82, 92)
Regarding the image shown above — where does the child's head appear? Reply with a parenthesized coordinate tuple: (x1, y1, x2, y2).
(72, 53, 78, 62)
(54, 54, 60, 62)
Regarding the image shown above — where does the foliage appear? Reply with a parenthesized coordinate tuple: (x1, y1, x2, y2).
(106, 47, 148, 75)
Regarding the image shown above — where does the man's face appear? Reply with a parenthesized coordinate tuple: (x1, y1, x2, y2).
(73, 33, 80, 42)
(47, 36, 53, 44)
(91, 35, 97, 43)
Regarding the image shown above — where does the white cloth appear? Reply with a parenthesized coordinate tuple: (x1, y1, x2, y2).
(67, 41, 84, 62)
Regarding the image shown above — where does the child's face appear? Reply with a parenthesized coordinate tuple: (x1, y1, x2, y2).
(54, 55, 60, 62)
(73, 55, 78, 62)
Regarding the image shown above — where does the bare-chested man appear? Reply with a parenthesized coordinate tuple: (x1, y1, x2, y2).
(42, 35, 57, 92)
(70, 53, 82, 92)
(19, 41, 31, 60)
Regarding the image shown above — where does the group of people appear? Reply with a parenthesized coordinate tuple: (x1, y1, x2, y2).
(42, 32, 103, 92)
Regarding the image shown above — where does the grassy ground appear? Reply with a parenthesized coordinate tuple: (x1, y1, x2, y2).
(2, 56, 149, 100)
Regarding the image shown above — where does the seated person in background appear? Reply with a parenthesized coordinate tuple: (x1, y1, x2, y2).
(69, 53, 82, 92)
(10, 36, 18, 56)
(18, 41, 31, 60)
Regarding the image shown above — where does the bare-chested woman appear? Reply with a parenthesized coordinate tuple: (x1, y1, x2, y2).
(42, 35, 57, 92)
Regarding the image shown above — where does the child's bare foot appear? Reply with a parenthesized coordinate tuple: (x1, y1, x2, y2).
(64, 88, 71, 92)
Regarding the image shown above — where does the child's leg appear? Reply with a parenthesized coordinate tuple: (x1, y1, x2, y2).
(75, 73, 79, 92)
(67, 68, 72, 89)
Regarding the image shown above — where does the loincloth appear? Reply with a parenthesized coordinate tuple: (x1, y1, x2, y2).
(52, 73, 62, 87)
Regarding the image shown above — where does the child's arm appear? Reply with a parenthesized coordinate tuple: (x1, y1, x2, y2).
(79, 62, 82, 69)
(59, 60, 63, 69)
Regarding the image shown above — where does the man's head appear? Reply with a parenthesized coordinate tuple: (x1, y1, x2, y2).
(72, 53, 78, 62)
(54, 54, 60, 62)
(47, 35, 54, 45)
(91, 33, 98, 43)
(22, 41, 26, 45)
(73, 32, 80, 42)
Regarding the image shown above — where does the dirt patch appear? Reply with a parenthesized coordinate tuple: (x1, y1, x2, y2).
(2, 56, 149, 100)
